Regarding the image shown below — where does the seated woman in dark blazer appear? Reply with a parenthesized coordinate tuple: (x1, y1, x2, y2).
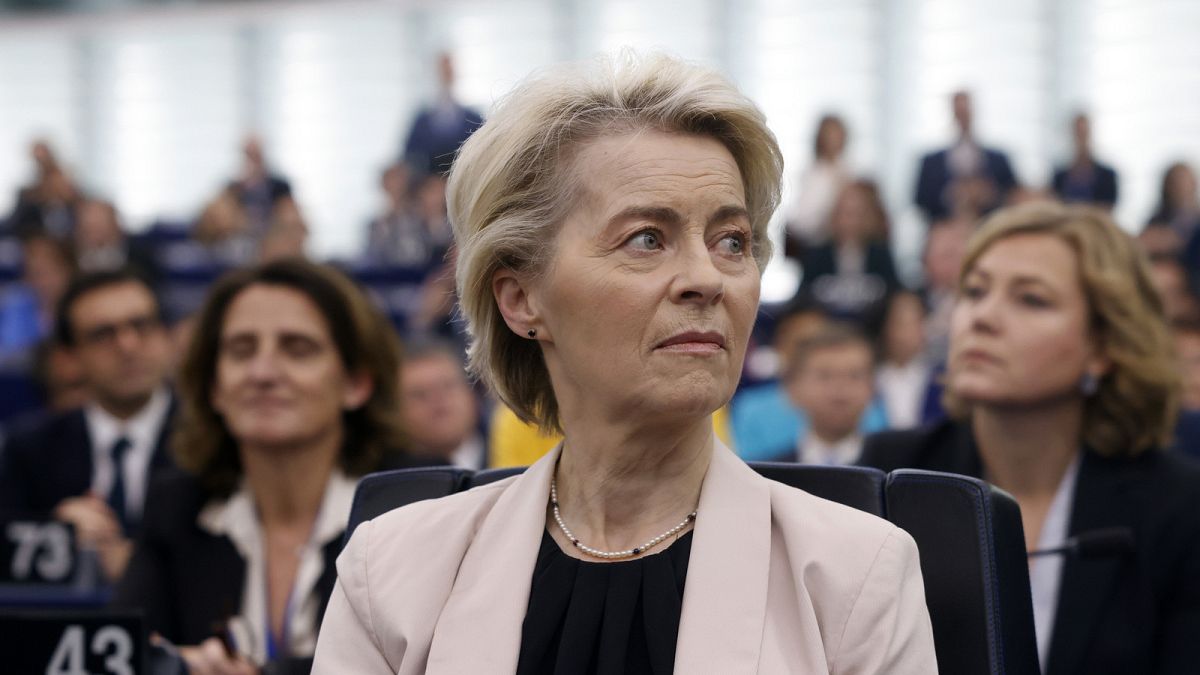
(794, 179, 900, 331)
(861, 202, 1200, 674)
(114, 259, 411, 674)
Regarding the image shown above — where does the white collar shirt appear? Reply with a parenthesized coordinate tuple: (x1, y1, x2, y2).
(1029, 452, 1082, 671)
(876, 359, 931, 430)
(198, 469, 357, 665)
(797, 433, 864, 467)
(84, 387, 171, 521)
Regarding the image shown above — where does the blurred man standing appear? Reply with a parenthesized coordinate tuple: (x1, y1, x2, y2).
(915, 90, 1018, 222)
(401, 52, 483, 176)
(0, 269, 176, 581)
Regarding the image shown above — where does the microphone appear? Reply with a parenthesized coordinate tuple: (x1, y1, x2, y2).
(1027, 527, 1135, 559)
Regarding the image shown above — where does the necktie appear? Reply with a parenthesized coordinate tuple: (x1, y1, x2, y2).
(107, 436, 131, 534)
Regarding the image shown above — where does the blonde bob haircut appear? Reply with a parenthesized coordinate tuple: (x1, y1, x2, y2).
(447, 52, 784, 433)
(944, 202, 1180, 458)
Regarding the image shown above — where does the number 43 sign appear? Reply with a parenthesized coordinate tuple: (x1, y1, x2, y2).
(0, 613, 143, 675)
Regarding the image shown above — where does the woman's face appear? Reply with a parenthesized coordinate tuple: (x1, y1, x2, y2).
(515, 130, 760, 426)
(830, 184, 870, 245)
(948, 233, 1107, 407)
(211, 284, 370, 451)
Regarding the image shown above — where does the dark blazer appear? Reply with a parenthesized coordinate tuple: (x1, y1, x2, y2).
(0, 402, 176, 528)
(402, 104, 484, 175)
(796, 241, 900, 330)
(112, 470, 341, 647)
(860, 420, 1200, 675)
(914, 146, 1018, 221)
(1052, 162, 1118, 207)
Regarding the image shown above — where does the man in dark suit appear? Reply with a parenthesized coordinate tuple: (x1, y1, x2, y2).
(230, 135, 292, 236)
(914, 90, 1018, 222)
(1052, 113, 1118, 209)
(401, 52, 484, 176)
(0, 269, 176, 581)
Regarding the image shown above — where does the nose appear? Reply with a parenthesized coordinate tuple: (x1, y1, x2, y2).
(113, 322, 144, 354)
(246, 348, 283, 384)
(670, 237, 725, 307)
(959, 290, 1002, 336)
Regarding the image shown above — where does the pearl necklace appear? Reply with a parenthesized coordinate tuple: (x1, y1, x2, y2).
(550, 476, 697, 560)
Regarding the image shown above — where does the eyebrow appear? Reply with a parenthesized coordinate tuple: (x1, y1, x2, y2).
(965, 268, 1057, 290)
(606, 204, 750, 230)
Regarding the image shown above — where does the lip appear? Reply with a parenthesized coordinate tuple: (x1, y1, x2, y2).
(656, 331, 726, 353)
(958, 348, 1002, 365)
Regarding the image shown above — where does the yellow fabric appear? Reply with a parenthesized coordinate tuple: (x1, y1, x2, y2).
(487, 404, 736, 469)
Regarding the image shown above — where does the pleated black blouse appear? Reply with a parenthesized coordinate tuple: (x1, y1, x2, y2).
(515, 528, 694, 675)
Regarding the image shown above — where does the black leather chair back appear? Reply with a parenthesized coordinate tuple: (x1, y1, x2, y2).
(343, 466, 469, 544)
(886, 469, 1039, 675)
(749, 462, 886, 517)
(470, 467, 525, 487)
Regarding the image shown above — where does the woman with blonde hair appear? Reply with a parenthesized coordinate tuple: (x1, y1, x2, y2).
(862, 202, 1200, 674)
(314, 53, 936, 674)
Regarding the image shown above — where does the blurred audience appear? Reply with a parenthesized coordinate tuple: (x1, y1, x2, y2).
(861, 203, 1200, 673)
(114, 259, 413, 672)
(794, 179, 899, 331)
(1051, 112, 1118, 210)
(1146, 161, 1199, 244)
(230, 135, 293, 236)
(194, 185, 256, 264)
(915, 90, 1018, 222)
(876, 289, 942, 430)
(0, 269, 175, 583)
(364, 168, 452, 269)
(1147, 254, 1200, 325)
(730, 299, 887, 460)
(920, 217, 973, 363)
(31, 338, 90, 413)
(7, 139, 81, 238)
(769, 323, 875, 465)
(73, 198, 160, 282)
(401, 52, 483, 176)
(783, 114, 850, 258)
(398, 339, 484, 469)
(0, 233, 76, 362)
(259, 196, 309, 263)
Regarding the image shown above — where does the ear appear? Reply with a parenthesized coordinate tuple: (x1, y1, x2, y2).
(1086, 334, 1113, 380)
(492, 267, 548, 340)
(342, 369, 374, 411)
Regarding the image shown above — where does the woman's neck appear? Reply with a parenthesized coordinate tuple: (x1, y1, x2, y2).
(553, 413, 712, 554)
(972, 399, 1082, 499)
(240, 430, 341, 530)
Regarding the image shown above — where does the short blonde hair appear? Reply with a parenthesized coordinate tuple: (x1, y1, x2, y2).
(945, 202, 1180, 457)
(447, 52, 784, 433)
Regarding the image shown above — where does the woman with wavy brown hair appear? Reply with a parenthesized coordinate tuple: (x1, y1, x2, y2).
(115, 258, 415, 675)
(862, 202, 1200, 674)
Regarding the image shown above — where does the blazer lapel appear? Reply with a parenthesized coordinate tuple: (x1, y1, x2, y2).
(673, 442, 771, 674)
(424, 444, 560, 673)
(1044, 451, 1137, 675)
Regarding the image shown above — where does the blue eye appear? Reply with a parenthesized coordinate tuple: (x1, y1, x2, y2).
(719, 232, 746, 255)
(628, 230, 661, 251)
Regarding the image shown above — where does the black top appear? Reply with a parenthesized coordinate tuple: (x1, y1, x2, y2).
(516, 529, 693, 675)
(860, 420, 1200, 675)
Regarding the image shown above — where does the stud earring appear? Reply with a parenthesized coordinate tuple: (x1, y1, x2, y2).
(527, 329, 537, 338)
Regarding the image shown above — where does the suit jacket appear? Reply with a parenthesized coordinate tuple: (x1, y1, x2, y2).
(312, 442, 937, 674)
(112, 469, 341, 647)
(1051, 162, 1118, 206)
(914, 146, 1018, 221)
(795, 241, 901, 331)
(860, 420, 1200, 675)
(402, 103, 484, 175)
(0, 401, 177, 527)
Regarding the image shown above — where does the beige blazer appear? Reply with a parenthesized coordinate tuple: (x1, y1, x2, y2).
(312, 443, 938, 674)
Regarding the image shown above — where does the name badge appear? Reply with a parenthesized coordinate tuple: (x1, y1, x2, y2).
(0, 520, 78, 584)
(0, 611, 143, 675)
